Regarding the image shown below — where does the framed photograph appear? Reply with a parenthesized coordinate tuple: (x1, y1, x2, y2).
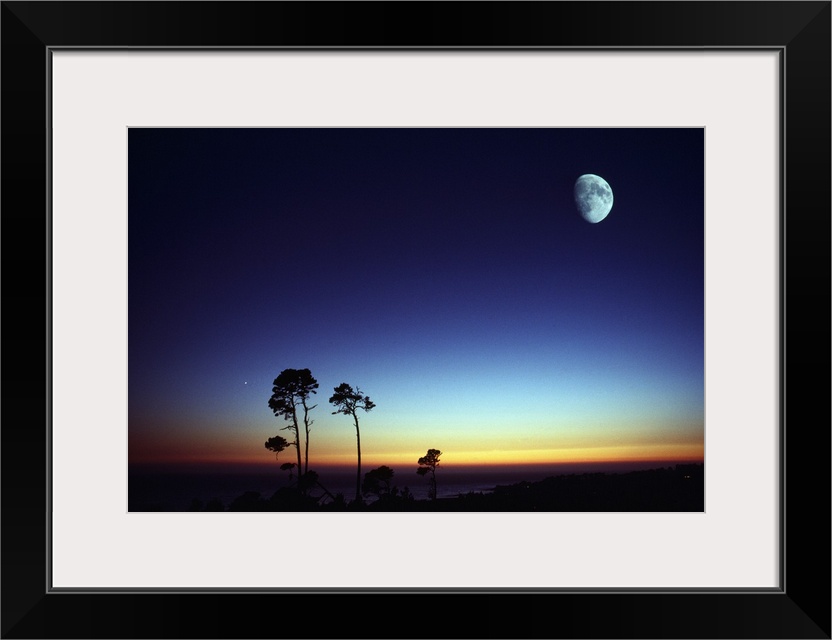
(126, 126, 706, 517)
(3, 2, 829, 638)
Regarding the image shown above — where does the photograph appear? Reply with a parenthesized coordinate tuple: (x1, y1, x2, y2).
(128, 127, 705, 513)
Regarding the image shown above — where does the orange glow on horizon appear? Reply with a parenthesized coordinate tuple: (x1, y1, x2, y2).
(304, 443, 703, 468)
(131, 442, 703, 469)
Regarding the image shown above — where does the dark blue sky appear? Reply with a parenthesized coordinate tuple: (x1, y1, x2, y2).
(128, 128, 704, 469)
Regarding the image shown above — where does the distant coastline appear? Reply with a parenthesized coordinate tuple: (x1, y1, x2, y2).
(129, 461, 704, 513)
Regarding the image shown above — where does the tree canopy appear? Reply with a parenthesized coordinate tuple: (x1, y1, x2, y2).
(329, 383, 375, 417)
(265, 435, 290, 458)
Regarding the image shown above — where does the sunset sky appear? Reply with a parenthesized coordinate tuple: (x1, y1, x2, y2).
(128, 128, 704, 472)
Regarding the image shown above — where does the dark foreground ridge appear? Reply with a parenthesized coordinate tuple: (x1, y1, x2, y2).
(197, 463, 704, 512)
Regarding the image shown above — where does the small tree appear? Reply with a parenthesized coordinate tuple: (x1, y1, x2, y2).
(329, 383, 375, 503)
(417, 449, 442, 500)
(363, 465, 394, 500)
(265, 435, 290, 460)
(268, 368, 319, 478)
(280, 461, 297, 482)
(266, 435, 292, 483)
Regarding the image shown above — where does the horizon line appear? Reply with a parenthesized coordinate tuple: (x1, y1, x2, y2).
(129, 458, 704, 473)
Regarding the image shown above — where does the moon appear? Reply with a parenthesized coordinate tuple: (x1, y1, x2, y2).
(574, 174, 614, 223)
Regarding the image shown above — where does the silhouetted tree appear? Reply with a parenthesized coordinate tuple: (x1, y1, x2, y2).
(205, 497, 225, 512)
(277, 461, 294, 481)
(417, 449, 442, 500)
(266, 434, 294, 486)
(265, 435, 290, 459)
(329, 383, 375, 503)
(268, 368, 319, 477)
(363, 465, 394, 500)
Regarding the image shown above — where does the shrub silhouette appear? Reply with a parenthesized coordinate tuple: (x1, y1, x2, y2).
(363, 465, 394, 500)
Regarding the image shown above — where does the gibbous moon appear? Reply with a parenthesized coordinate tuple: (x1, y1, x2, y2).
(574, 174, 614, 223)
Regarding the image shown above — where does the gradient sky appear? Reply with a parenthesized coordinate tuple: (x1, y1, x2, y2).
(128, 127, 704, 471)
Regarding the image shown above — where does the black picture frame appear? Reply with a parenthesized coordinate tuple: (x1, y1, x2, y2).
(2, 2, 829, 638)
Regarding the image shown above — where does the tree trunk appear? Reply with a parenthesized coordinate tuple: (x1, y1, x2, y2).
(291, 407, 302, 490)
(304, 424, 310, 475)
(302, 399, 311, 476)
(354, 414, 361, 503)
